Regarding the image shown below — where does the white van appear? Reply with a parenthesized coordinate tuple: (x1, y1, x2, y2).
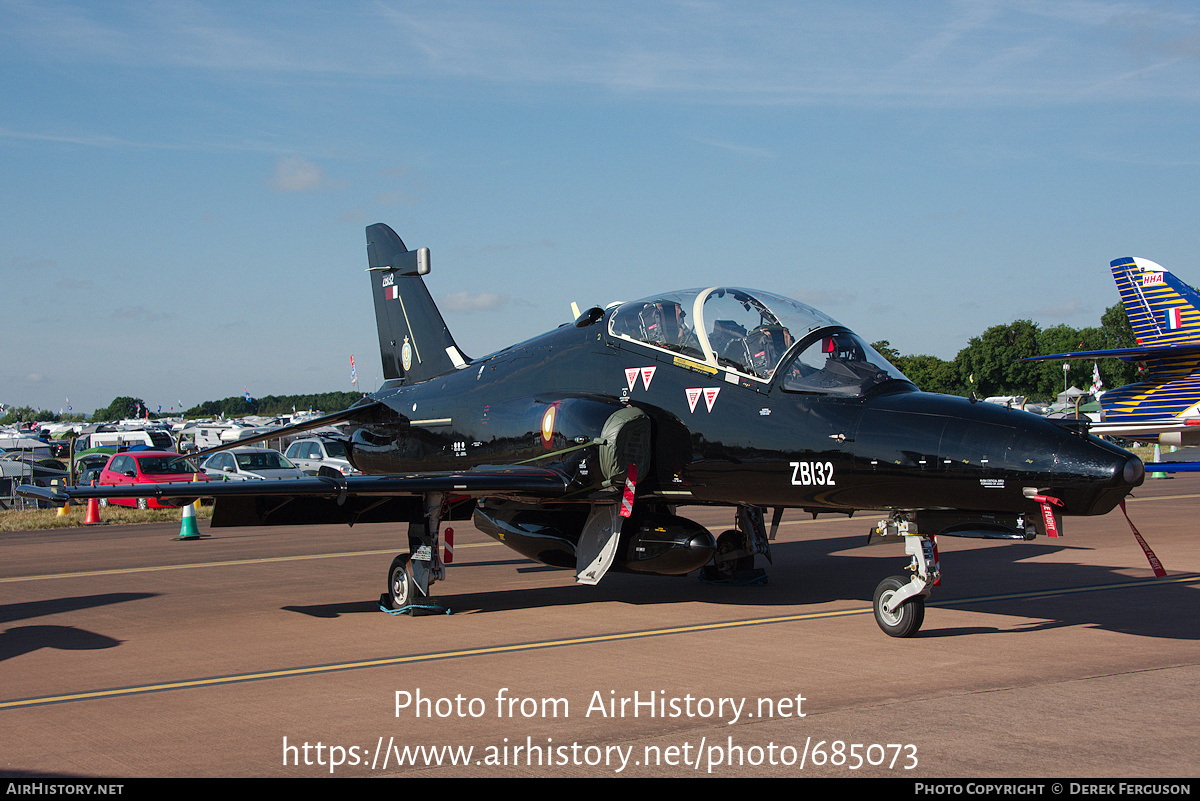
(74, 429, 175, 452)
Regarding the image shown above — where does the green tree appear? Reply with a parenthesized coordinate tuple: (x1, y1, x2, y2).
(954, 320, 1043, 397)
(0, 405, 57, 424)
(182, 392, 363, 419)
(870, 340, 901, 364)
(894, 354, 964, 395)
(1099, 303, 1141, 389)
(93, 396, 145, 422)
(1035, 324, 1093, 398)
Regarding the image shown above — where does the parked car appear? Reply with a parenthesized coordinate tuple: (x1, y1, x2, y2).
(77, 464, 105, 487)
(201, 447, 305, 481)
(97, 450, 208, 509)
(72, 448, 115, 476)
(283, 438, 361, 477)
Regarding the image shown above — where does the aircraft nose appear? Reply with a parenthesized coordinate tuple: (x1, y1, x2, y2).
(1056, 442, 1144, 516)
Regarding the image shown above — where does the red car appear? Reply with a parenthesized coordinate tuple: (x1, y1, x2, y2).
(97, 450, 209, 509)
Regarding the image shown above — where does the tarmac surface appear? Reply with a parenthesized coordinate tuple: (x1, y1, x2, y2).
(2, 476, 1198, 778)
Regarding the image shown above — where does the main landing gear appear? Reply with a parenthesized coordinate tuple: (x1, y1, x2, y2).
(870, 514, 939, 638)
(381, 494, 450, 616)
(701, 505, 774, 585)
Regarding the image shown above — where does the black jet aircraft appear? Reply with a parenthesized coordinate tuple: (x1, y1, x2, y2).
(22, 224, 1145, 636)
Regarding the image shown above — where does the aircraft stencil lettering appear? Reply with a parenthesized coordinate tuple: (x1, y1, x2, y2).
(22, 224, 1145, 637)
(790, 461, 835, 486)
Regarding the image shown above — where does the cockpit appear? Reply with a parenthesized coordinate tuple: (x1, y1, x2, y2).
(608, 287, 913, 397)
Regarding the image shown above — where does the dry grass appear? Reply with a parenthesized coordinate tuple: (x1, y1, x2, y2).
(0, 502, 212, 532)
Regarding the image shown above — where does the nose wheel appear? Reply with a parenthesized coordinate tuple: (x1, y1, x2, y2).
(873, 575, 925, 638)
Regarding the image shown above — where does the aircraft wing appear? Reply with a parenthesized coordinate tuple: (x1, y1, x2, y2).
(1085, 416, 1200, 439)
(1020, 343, 1200, 362)
(17, 465, 573, 527)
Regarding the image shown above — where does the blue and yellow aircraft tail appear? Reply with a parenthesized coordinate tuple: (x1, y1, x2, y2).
(1026, 257, 1200, 445)
(1112, 257, 1200, 348)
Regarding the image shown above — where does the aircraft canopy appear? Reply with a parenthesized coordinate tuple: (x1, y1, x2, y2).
(609, 287, 911, 395)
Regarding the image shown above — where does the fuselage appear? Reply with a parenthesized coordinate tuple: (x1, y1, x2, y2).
(345, 295, 1142, 520)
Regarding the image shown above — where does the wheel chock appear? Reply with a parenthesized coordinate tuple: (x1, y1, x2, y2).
(378, 594, 451, 616)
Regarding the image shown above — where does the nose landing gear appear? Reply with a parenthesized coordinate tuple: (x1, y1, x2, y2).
(871, 515, 938, 638)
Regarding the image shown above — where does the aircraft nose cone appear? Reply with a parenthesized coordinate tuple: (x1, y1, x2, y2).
(1066, 448, 1143, 516)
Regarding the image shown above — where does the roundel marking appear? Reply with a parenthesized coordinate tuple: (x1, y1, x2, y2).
(541, 404, 557, 449)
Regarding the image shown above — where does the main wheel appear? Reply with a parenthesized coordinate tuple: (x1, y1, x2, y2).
(387, 554, 414, 611)
(873, 575, 925, 638)
(713, 530, 754, 579)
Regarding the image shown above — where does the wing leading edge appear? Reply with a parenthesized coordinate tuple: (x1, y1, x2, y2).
(1020, 343, 1200, 363)
(18, 465, 572, 527)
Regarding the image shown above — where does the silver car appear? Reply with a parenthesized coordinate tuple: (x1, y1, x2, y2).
(283, 438, 361, 478)
(201, 447, 305, 481)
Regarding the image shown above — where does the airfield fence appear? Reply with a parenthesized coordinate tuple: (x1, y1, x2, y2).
(0, 472, 38, 511)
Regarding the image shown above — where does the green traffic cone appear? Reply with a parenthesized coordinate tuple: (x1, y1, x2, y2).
(178, 501, 201, 540)
(1149, 444, 1166, 480)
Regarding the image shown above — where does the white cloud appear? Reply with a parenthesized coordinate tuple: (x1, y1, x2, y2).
(1035, 297, 1091, 319)
(794, 288, 856, 306)
(440, 291, 508, 312)
(111, 306, 174, 322)
(689, 137, 776, 159)
(374, 189, 416, 206)
(270, 155, 325, 192)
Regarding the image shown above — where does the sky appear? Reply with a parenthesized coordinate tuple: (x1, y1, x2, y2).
(2, 0, 1199, 416)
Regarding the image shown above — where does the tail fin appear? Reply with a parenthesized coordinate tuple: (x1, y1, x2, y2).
(366, 223, 469, 383)
(1111, 257, 1200, 347)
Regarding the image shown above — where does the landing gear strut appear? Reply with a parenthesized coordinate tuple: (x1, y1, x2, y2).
(381, 493, 450, 615)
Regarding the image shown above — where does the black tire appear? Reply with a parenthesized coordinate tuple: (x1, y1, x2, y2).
(873, 575, 925, 638)
(387, 554, 414, 611)
(714, 530, 754, 579)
